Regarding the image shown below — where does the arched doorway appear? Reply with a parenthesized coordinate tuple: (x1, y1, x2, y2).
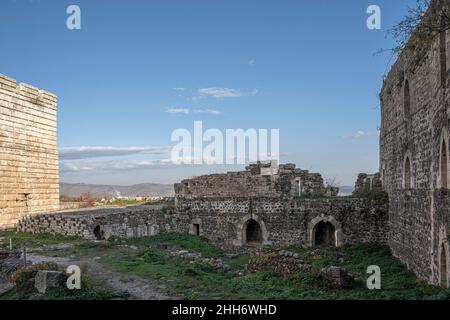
(93, 225, 105, 240)
(314, 221, 336, 247)
(440, 244, 448, 288)
(246, 219, 263, 245)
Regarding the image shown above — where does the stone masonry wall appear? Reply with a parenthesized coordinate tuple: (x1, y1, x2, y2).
(17, 197, 388, 250)
(175, 162, 325, 199)
(380, 0, 450, 285)
(0, 74, 59, 229)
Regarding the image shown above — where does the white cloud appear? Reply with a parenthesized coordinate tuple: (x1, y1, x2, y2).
(197, 87, 243, 99)
(166, 108, 222, 115)
(344, 130, 380, 139)
(172, 87, 186, 91)
(166, 108, 190, 114)
(60, 158, 174, 173)
(59, 146, 171, 160)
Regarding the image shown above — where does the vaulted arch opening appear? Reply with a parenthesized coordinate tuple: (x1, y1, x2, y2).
(404, 80, 411, 120)
(245, 219, 263, 245)
(440, 30, 447, 86)
(314, 221, 336, 247)
(440, 244, 448, 288)
(404, 156, 412, 189)
(441, 138, 448, 189)
(93, 225, 105, 240)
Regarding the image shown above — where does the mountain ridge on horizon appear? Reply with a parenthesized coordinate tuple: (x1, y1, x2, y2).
(60, 182, 175, 198)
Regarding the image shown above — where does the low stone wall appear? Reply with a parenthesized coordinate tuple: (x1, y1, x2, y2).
(17, 198, 388, 250)
(17, 206, 181, 240)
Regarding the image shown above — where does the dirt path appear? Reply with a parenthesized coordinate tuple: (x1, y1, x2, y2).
(26, 252, 174, 300)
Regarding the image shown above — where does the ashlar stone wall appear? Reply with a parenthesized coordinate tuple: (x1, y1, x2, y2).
(0, 74, 59, 229)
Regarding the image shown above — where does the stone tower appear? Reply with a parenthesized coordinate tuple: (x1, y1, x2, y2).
(0, 74, 60, 229)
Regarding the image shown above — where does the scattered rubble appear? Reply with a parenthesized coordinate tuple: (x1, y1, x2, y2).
(34, 270, 66, 294)
(246, 250, 311, 276)
(320, 266, 355, 289)
(170, 249, 232, 273)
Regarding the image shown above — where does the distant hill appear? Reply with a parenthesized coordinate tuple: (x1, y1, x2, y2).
(338, 186, 354, 196)
(60, 182, 175, 198)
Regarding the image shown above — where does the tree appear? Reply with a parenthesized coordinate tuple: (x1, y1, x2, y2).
(389, 0, 450, 54)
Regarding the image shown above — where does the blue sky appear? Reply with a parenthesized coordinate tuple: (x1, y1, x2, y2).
(0, 0, 417, 186)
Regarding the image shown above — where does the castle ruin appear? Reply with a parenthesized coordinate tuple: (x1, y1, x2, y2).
(3, 0, 450, 289)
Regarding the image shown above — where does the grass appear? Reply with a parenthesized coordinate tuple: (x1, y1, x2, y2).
(1, 231, 450, 300)
(0, 231, 83, 250)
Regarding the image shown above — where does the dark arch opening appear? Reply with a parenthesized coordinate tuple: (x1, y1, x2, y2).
(440, 30, 447, 86)
(404, 80, 410, 119)
(441, 244, 448, 288)
(246, 220, 263, 245)
(314, 221, 336, 247)
(404, 156, 412, 189)
(93, 225, 105, 240)
(441, 139, 448, 189)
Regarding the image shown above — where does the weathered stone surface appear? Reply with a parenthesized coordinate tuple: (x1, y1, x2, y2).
(320, 266, 354, 289)
(175, 161, 326, 199)
(0, 74, 60, 230)
(380, 0, 450, 286)
(17, 196, 388, 250)
(34, 270, 65, 294)
(246, 251, 310, 276)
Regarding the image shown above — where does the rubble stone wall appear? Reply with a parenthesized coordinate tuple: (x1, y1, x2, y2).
(17, 198, 388, 250)
(380, 0, 450, 285)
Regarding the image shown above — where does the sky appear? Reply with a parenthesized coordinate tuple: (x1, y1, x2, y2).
(0, 0, 418, 186)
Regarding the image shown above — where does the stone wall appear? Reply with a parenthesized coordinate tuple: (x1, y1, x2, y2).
(0, 74, 59, 229)
(380, 0, 450, 286)
(175, 197, 388, 249)
(175, 161, 325, 200)
(17, 197, 388, 250)
(353, 173, 382, 196)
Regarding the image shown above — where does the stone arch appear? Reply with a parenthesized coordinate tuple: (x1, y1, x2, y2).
(439, 129, 449, 189)
(308, 215, 343, 247)
(439, 242, 448, 288)
(245, 220, 263, 245)
(235, 214, 269, 246)
(403, 151, 413, 189)
(93, 225, 105, 240)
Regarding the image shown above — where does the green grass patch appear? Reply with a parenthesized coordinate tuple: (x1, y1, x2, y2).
(3, 231, 450, 300)
(0, 231, 81, 250)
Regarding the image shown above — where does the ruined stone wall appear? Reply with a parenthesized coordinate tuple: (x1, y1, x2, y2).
(175, 197, 388, 249)
(380, 0, 450, 285)
(175, 162, 325, 199)
(353, 173, 382, 196)
(17, 197, 388, 250)
(0, 74, 59, 229)
(18, 206, 183, 240)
